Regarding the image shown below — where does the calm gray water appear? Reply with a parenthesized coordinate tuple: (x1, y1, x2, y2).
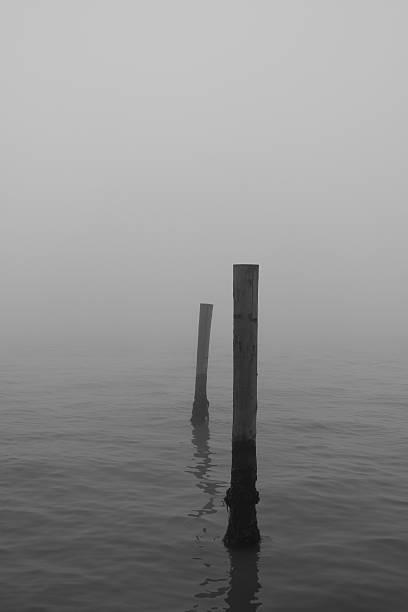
(1, 343, 407, 611)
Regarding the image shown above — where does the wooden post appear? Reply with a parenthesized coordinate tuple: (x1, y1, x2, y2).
(191, 303, 213, 423)
(224, 264, 260, 547)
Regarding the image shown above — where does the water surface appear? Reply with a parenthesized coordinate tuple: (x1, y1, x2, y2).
(1, 344, 407, 611)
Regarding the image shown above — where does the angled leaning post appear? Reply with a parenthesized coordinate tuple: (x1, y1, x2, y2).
(224, 264, 260, 547)
(191, 303, 213, 424)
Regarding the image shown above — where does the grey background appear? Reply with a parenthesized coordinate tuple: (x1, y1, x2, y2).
(2, 1, 407, 354)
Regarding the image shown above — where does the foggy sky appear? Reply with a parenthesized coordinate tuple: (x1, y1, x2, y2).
(2, 1, 408, 353)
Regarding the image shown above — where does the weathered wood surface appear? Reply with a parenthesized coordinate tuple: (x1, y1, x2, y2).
(191, 303, 213, 423)
(224, 264, 260, 547)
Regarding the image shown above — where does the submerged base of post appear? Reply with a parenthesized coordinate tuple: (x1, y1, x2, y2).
(223, 440, 260, 548)
(191, 373, 209, 423)
(191, 398, 209, 424)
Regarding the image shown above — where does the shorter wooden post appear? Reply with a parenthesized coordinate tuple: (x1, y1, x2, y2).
(191, 303, 213, 423)
(224, 264, 260, 547)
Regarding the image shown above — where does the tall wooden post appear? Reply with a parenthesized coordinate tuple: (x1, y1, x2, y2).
(224, 264, 260, 547)
(191, 303, 213, 424)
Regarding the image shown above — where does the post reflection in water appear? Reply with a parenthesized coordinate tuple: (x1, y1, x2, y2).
(224, 546, 261, 612)
(187, 421, 222, 518)
(186, 423, 262, 611)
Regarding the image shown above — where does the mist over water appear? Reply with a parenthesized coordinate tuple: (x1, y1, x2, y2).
(2, 1, 408, 354)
